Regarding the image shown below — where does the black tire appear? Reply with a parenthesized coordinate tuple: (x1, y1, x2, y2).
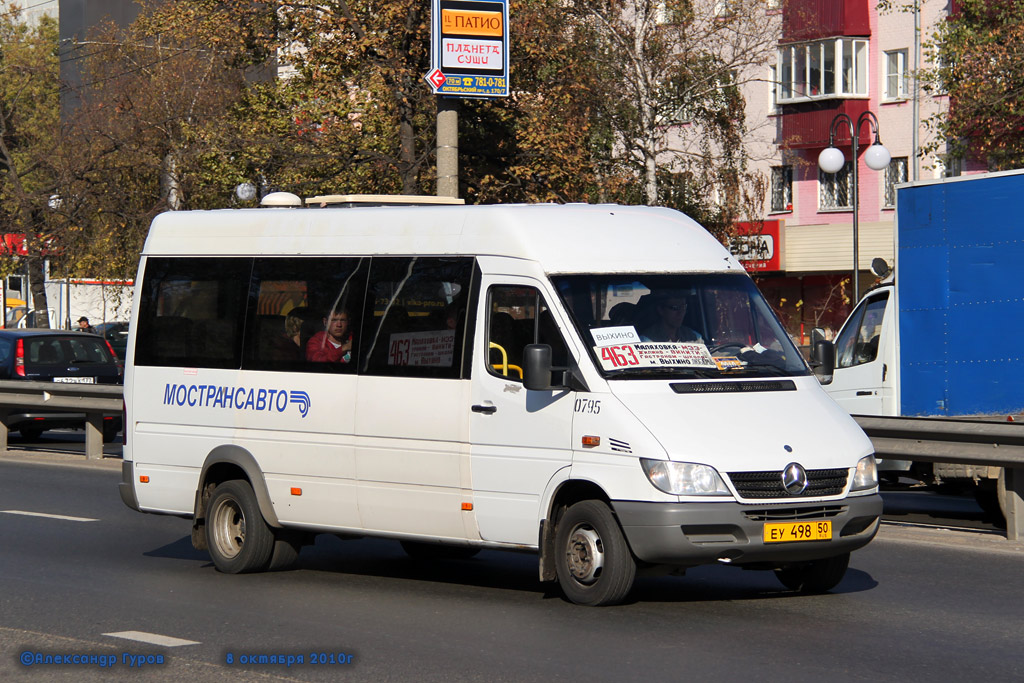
(400, 541, 480, 560)
(970, 471, 1010, 527)
(554, 500, 636, 606)
(102, 424, 120, 443)
(205, 480, 275, 574)
(775, 552, 850, 593)
(19, 426, 43, 441)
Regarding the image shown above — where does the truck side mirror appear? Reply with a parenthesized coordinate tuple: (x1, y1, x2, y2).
(523, 344, 553, 391)
(811, 339, 835, 385)
(809, 327, 826, 363)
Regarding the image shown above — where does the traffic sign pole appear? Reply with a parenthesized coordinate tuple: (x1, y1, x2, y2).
(437, 99, 459, 199)
(426, 0, 509, 197)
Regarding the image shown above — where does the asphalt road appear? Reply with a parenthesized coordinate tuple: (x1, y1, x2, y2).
(1, 452, 1022, 682)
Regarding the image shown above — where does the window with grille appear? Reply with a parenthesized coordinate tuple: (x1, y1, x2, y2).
(884, 157, 908, 208)
(770, 166, 793, 212)
(819, 162, 853, 210)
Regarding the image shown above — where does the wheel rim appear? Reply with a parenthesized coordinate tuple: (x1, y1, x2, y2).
(211, 496, 245, 559)
(565, 523, 604, 585)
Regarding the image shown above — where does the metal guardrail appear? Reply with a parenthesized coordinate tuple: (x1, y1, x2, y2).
(854, 415, 1024, 541)
(0, 385, 1018, 539)
(0, 380, 123, 460)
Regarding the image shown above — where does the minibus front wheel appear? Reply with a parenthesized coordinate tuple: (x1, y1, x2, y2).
(555, 500, 636, 606)
(206, 480, 275, 574)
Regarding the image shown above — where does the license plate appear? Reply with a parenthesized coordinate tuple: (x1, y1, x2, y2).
(53, 376, 96, 384)
(763, 520, 832, 543)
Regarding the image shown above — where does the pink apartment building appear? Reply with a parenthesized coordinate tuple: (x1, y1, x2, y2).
(739, 0, 982, 343)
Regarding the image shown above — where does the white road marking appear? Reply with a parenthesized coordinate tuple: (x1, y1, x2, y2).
(1, 510, 98, 522)
(103, 631, 200, 647)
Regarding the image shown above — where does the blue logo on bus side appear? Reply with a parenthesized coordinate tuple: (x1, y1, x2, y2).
(163, 384, 310, 418)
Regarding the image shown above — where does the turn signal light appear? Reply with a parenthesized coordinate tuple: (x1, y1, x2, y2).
(461, 502, 473, 511)
(290, 487, 302, 496)
(582, 436, 601, 447)
(139, 475, 150, 483)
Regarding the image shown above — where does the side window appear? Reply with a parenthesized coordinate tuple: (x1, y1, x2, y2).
(360, 257, 475, 379)
(487, 286, 568, 381)
(835, 293, 888, 368)
(243, 257, 367, 374)
(134, 257, 250, 369)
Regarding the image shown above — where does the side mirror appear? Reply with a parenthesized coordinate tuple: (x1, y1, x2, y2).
(809, 327, 826, 363)
(811, 339, 835, 384)
(523, 344, 553, 391)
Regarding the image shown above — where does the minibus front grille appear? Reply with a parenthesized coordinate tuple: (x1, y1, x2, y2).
(742, 505, 847, 522)
(670, 380, 796, 394)
(727, 468, 849, 499)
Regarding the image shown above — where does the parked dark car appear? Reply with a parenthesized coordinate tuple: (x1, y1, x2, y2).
(0, 329, 123, 441)
(93, 321, 129, 361)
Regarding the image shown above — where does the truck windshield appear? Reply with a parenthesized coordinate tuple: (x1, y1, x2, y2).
(552, 272, 809, 379)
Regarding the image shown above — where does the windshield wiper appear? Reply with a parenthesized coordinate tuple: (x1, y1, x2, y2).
(723, 363, 793, 377)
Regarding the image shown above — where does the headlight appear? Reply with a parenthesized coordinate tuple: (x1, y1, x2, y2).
(851, 455, 878, 491)
(640, 459, 730, 496)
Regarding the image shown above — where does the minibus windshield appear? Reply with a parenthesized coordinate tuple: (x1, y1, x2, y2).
(552, 272, 809, 379)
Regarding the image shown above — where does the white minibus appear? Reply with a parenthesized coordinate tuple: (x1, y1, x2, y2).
(120, 196, 881, 606)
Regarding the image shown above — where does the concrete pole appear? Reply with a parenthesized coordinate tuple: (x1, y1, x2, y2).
(437, 98, 459, 198)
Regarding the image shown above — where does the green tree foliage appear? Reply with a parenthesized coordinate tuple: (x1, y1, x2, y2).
(925, 0, 1024, 170)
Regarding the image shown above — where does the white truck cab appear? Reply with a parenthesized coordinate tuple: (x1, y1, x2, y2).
(120, 199, 881, 605)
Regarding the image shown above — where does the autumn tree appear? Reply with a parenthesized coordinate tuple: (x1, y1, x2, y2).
(0, 9, 59, 324)
(922, 0, 1024, 170)
(559, 0, 780, 230)
(54, 0, 277, 279)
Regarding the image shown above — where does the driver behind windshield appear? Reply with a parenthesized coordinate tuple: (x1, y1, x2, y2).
(639, 295, 703, 343)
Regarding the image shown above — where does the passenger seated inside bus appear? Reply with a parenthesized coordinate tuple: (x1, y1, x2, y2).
(266, 309, 305, 361)
(306, 308, 353, 363)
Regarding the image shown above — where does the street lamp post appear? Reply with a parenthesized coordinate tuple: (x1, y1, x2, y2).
(817, 111, 890, 301)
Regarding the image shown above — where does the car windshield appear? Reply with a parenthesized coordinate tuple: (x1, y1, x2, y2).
(552, 272, 809, 379)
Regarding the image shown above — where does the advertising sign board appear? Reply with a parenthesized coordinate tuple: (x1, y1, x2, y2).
(425, 0, 509, 97)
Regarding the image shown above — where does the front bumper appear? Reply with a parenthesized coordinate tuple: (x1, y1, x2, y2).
(613, 494, 882, 567)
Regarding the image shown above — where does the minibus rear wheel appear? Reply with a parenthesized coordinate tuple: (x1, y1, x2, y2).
(206, 480, 275, 573)
(555, 500, 636, 606)
(774, 552, 850, 593)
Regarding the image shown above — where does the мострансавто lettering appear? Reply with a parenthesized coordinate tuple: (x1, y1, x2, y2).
(163, 384, 311, 418)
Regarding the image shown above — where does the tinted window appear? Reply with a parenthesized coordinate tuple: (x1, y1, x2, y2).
(25, 336, 113, 365)
(135, 257, 250, 369)
(360, 257, 475, 379)
(243, 257, 368, 374)
(487, 286, 568, 381)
